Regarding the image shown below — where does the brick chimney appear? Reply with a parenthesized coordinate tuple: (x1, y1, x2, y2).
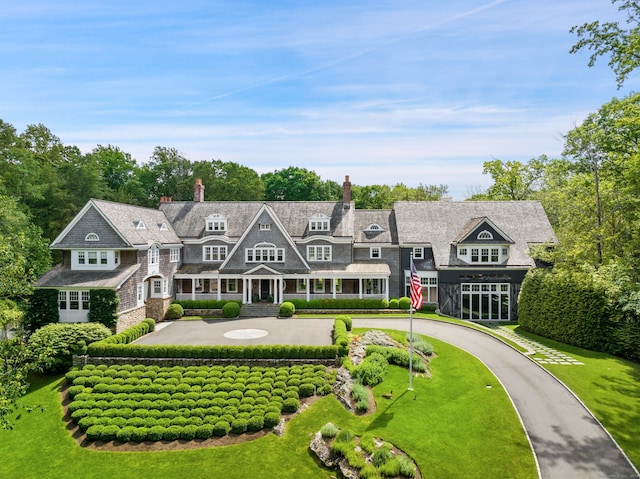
(159, 196, 172, 204)
(193, 178, 205, 202)
(342, 175, 351, 209)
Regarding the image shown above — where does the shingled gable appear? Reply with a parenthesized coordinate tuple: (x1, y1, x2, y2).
(219, 203, 310, 273)
(394, 200, 556, 269)
(452, 216, 515, 245)
(52, 199, 180, 249)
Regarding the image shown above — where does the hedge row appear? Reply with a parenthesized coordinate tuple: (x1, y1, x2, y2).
(333, 318, 349, 357)
(98, 318, 156, 345)
(172, 300, 242, 309)
(518, 268, 640, 359)
(87, 343, 338, 360)
(365, 345, 427, 373)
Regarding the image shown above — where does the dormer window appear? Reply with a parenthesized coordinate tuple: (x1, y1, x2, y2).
(309, 213, 330, 232)
(135, 220, 146, 230)
(158, 222, 168, 231)
(85, 233, 100, 242)
(458, 244, 509, 264)
(206, 214, 227, 232)
(364, 224, 384, 232)
(477, 230, 493, 240)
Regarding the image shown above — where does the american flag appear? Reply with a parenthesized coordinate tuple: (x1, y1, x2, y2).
(410, 262, 424, 310)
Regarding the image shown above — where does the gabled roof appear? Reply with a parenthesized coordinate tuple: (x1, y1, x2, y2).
(35, 263, 140, 289)
(51, 199, 180, 249)
(394, 201, 556, 268)
(452, 216, 515, 244)
(159, 201, 354, 239)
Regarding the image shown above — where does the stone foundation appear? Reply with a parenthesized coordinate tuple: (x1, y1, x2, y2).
(146, 297, 172, 322)
(116, 306, 147, 333)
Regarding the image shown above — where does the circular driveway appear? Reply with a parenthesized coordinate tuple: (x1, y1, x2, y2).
(137, 316, 638, 479)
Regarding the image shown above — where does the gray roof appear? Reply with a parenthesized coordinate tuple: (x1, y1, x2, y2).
(35, 263, 140, 289)
(394, 201, 557, 268)
(353, 209, 397, 244)
(52, 199, 180, 248)
(159, 201, 354, 239)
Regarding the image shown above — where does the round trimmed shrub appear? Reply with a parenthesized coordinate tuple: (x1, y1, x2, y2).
(195, 424, 213, 439)
(86, 425, 104, 441)
(231, 418, 248, 434)
(116, 426, 135, 443)
(78, 416, 98, 432)
(281, 397, 300, 413)
(131, 427, 149, 442)
(264, 412, 281, 428)
(222, 302, 240, 318)
(100, 425, 120, 442)
(278, 301, 295, 317)
(398, 296, 411, 310)
(247, 415, 264, 432)
(147, 426, 166, 441)
(298, 383, 315, 397)
(163, 425, 182, 441)
(212, 421, 231, 437)
(180, 425, 198, 440)
(318, 383, 333, 396)
(165, 303, 184, 320)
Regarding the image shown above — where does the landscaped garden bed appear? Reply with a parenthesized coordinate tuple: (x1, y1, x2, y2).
(64, 363, 335, 445)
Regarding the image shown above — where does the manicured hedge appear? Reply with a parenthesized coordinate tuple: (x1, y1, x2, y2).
(172, 300, 241, 309)
(365, 345, 427, 373)
(165, 304, 184, 320)
(288, 298, 390, 309)
(279, 301, 295, 317)
(96, 318, 156, 345)
(87, 343, 338, 360)
(222, 302, 241, 318)
(333, 318, 349, 357)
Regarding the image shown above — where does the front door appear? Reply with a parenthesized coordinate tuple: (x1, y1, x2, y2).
(260, 279, 270, 300)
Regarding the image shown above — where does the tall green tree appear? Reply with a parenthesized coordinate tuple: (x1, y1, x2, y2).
(571, 0, 640, 88)
(477, 157, 549, 200)
(192, 160, 265, 201)
(85, 144, 140, 203)
(262, 166, 334, 201)
(135, 147, 194, 206)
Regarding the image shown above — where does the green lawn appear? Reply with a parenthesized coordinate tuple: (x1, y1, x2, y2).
(0, 332, 536, 479)
(508, 326, 640, 469)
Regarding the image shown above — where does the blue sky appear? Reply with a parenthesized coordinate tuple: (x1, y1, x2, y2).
(1, 1, 634, 198)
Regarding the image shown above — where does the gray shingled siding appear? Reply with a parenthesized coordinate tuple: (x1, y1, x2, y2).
(57, 206, 129, 248)
(295, 240, 353, 266)
(222, 209, 309, 273)
(182, 240, 229, 265)
(458, 222, 509, 244)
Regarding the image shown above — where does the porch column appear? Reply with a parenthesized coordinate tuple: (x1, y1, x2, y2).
(216, 278, 221, 301)
(331, 278, 337, 299)
(242, 279, 248, 304)
(279, 278, 284, 304)
(359, 278, 363, 299)
(248, 278, 253, 304)
(191, 278, 196, 301)
(385, 278, 389, 301)
(306, 277, 311, 302)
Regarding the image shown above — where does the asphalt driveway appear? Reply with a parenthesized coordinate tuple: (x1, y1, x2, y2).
(136, 316, 638, 479)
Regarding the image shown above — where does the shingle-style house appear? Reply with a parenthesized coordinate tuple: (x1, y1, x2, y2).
(35, 177, 556, 330)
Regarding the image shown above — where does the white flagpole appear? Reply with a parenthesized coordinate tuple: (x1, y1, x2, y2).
(409, 254, 414, 391)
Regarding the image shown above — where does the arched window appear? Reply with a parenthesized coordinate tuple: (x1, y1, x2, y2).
(85, 233, 100, 242)
(477, 230, 493, 240)
(364, 223, 384, 232)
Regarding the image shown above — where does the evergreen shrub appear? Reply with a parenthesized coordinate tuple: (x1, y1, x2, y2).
(335, 314, 352, 331)
(278, 301, 295, 317)
(222, 302, 240, 318)
(165, 303, 184, 320)
(398, 297, 411, 310)
(88, 289, 120, 329)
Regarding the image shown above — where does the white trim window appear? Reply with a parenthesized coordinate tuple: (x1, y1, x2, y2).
(314, 279, 325, 293)
(59, 290, 90, 311)
(246, 243, 284, 263)
(226, 279, 238, 293)
(477, 230, 493, 240)
(148, 245, 160, 275)
(296, 279, 307, 292)
(73, 250, 116, 270)
(333, 278, 342, 293)
(309, 214, 330, 232)
(136, 284, 145, 306)
(412, 247, 424, 259)
(170, 247, 181, 263)
(461, 283, 510, 320)
(365, 278, 384, 295)
(206, 214, 227, 232)
(307, 245, 332, 261)
(203, 245, 227, 262)
(259, 223, 271, 231)
(458, 245, 509, 264)
(85, 233, 99, 242)
(370, 247, 381, 259)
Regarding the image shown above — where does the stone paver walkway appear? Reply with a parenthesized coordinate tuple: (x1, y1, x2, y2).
(492, 326, 584, 365)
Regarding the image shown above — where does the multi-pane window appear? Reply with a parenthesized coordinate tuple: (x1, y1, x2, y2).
(137, 284, 145, 306)
(370, 247, 381, 259)
(297, 279, 307, 292)
(314, 279, 325, 293)
(477, 230, 493, 240)
(170, 248, 181, 262)
(405, 273, 438, 303)
(206, 215, 227, 232)
(75, 250, 114, 268)
(58, 290, 90, 311)
(203, 246, 227, 262)
(226, 279, 237, 293)
(309, 215, 330, 232)
(307, 245, 331, 261)
(259, 223, 271, 231)
(365, 278, 383, 295)
(458, 245, 509, 264)
(412, 247, 424, 259)
(148, 246, 159, 265)
(461, 283, 510, 320)
(246, 243, 284, 262)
